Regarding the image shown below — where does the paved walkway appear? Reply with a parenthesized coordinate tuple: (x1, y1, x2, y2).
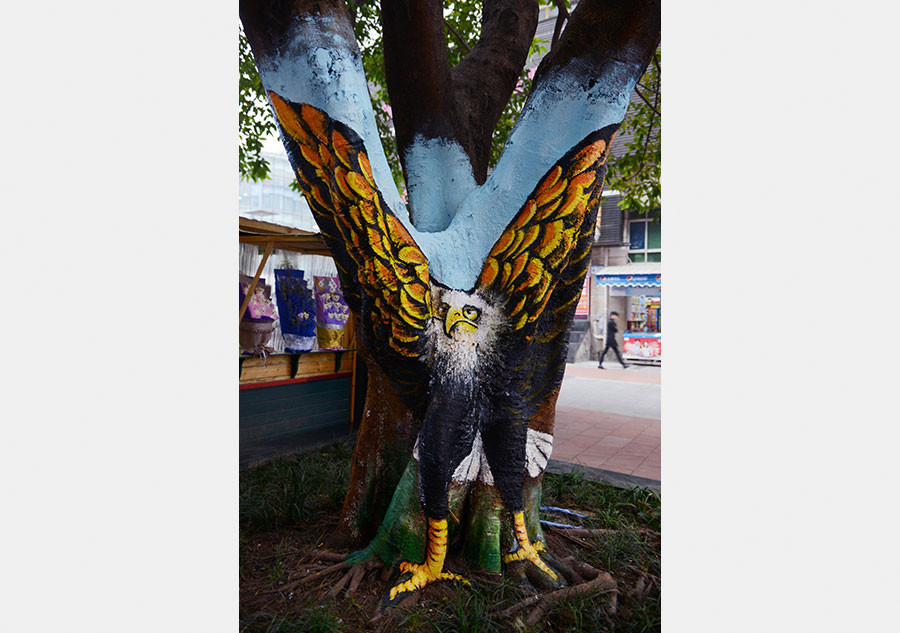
(552, 362, 660, 482)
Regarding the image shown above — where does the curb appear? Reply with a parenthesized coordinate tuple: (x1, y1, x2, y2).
(546, 459, 661, 494)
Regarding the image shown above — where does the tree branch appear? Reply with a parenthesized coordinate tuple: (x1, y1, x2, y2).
(380, 0, 470, 173)
(534, 0, 661, 87)
(551, 0, 569, 49)
(443, 16, 472, 53)
(633, 85, 660, 116)
(481, 0, 659, 228)
(449, 0, 539, 182)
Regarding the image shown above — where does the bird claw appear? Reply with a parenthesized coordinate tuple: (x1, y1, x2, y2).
(503, 540, 558, 581)
(387, 561, 469, 603)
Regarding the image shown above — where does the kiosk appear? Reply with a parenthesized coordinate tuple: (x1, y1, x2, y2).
(594, 263, 661, 364)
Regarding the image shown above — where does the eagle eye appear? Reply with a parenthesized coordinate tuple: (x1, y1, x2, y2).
(437, 302, 449, 318)
(463, 305, 481, 321)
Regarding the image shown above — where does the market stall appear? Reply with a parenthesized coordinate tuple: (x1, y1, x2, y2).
(593, 262, 661, 364)
(239, 217, 361, 465)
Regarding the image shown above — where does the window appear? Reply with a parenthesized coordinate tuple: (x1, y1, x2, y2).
(628, 217, 661, 263)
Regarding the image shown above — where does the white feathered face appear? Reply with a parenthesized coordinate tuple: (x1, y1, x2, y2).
(429, 286, 503, 374)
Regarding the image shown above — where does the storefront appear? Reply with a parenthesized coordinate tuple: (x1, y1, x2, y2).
(239, 217, 362, 466)
(593, 263, 661, 364)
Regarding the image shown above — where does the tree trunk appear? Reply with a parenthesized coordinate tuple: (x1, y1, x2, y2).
(240, 0, 660, 593)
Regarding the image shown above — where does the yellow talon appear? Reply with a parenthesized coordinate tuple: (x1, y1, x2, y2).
(388, 518, 469, 602)
(502, 511, 558, 581)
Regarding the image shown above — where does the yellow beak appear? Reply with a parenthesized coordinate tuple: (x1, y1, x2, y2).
(444, 307, 478, 337)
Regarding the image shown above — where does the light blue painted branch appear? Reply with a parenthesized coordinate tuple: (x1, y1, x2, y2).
(249, 8, 648, 293)
(252, 13, 406, 218)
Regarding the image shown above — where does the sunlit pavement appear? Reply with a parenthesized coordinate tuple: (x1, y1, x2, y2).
(552, 361, 661, 482)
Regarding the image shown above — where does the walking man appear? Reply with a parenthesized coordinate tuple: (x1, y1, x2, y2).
(598, 311, 629, 369)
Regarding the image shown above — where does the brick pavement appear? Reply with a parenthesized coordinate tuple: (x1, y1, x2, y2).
(551, 364, 660, 481)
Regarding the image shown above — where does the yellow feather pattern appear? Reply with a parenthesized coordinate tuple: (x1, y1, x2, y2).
(268, 95, 432, 357)
(475, 128, 613, 333)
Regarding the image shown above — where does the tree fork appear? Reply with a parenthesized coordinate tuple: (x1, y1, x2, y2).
(240, 0, 661, 593)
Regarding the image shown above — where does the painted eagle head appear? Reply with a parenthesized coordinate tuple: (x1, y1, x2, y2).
(429, 285, 504, 378)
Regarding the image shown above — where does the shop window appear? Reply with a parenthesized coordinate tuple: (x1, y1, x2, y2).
(629, 220, 646, 250)
(628, 216, 661, 263)
(647, 222, 661, 249)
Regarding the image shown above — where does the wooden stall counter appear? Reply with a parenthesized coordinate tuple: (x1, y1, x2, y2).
(239, 349, 358, 467)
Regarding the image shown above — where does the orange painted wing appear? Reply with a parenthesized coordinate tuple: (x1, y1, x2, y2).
(476, 126, 616, 337)
(268, 92, 432, 362)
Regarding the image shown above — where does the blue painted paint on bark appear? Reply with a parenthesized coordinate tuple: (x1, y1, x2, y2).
(253, 18, 638, 292)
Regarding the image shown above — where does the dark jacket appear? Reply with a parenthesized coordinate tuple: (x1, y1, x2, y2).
(606, 318, 619, 345)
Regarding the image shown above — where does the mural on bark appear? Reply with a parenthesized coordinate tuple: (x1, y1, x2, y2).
(241, 0, 660, 605)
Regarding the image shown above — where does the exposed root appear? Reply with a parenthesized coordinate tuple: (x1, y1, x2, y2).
(368, 590, 418, 627)
(522, 570, 618, 626)
(543, 554, 579, 585)
(498, 559, 614, 623)
(307, 549, 349, 563)
(282, 561, 349, 592)
(346, 564, 367, 596)
(326, 566, 354, 598)
(547, 525, 592, 548)
(627, 568, 658, 602)
(523, 558, 564, 592)
(570, 560, 601, 581)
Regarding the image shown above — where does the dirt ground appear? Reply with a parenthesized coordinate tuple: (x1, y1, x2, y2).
(240, 510, 659, 632)
(239, 445, 660, 632)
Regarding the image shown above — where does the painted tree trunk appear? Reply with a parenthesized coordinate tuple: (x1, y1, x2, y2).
(240, 0, 660, 597)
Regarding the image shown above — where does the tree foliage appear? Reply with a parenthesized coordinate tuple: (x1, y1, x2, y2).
(238, 3, 661, 215)
(239, 28, 276, 183)
(605, 47, 661, 216)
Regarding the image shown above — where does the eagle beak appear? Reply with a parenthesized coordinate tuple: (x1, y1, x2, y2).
(444, 307, 477, 337)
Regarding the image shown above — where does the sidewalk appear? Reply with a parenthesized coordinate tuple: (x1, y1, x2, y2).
(551, 361, 660, 484)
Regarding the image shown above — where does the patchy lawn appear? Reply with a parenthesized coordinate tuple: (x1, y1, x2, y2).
(240, 440, 660, 632)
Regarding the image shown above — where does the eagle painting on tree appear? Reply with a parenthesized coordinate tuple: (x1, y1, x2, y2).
(241, 0, 660, 607)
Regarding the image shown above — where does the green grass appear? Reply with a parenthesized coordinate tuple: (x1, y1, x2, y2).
(541, 470, 660, 531)
(240, 443, 660, 633)
(240, 441, 353, 531)
(398, 585, 497, 633)
(250, 600, 345, 633)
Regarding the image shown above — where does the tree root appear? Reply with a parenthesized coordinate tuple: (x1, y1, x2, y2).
(547, 525, 592, 548)
(368, 590, 418, 627)
(307, 549, 349, 563)
(326, 561, 371, 599)
(326, 566, 354, 598)
(498, 560, 618, 626)
(626, 568, 658, 602)
(278, 561, 349, 593)
(528, 572, 617, 625)
(346, 564, 367, 596)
